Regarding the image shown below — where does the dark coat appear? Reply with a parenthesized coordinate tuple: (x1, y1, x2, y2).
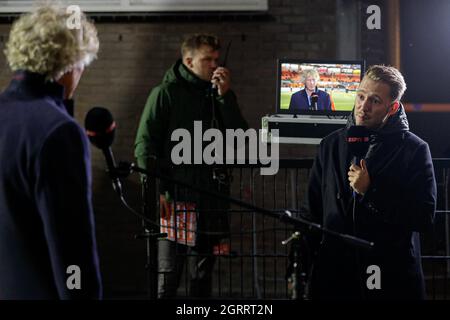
(303, 105, 436, 300)
(0, 71, 102, 299)
(288, 88, 333, 111)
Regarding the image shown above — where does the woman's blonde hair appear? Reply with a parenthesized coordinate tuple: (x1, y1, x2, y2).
(4, 5, 99, 80)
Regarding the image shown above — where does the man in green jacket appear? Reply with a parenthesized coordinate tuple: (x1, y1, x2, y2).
(135, 34, 248, 298)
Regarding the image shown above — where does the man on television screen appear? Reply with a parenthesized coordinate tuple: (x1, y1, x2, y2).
(288, 69, 334, 111)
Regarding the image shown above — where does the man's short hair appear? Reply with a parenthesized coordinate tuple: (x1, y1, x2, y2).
(302, 69, 320, 83)
(181, 34, 221, 58)
(4, 5, 99, 80)
(364, 65, 407, 101)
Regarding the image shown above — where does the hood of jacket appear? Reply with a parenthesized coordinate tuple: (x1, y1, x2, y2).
(344, 103, 410, 162)
(346, 102, 409, 137)
(161, 59, 212, 92)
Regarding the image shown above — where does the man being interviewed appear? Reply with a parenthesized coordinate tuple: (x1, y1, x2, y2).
(302, 65, 436, 300)
(288, 69, 334, 111)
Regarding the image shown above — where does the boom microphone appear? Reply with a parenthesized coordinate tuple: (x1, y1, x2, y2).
(85, 107, 122, 197)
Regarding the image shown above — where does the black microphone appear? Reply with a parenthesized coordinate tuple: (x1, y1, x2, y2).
(347, 125, 370, 165)
(310, 92, 318, 110)
(347, 125, 370, 198)
(84, 107, 122, 197)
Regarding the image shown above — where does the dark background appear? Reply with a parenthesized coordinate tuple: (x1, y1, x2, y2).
(401, 0, 450, 103)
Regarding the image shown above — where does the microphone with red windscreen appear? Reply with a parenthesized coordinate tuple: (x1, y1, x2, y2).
(347, 125, 370, 198)
(347, 125, 370, 165)
(85, 107, 122, 197)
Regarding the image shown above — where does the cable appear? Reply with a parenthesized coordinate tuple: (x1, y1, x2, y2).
(352, 194, 367, 299)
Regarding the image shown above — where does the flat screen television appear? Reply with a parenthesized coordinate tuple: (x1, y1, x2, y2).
(276, 59, 365, 116)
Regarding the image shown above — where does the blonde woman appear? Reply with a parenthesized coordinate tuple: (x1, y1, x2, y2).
(0, 5, 101, 299)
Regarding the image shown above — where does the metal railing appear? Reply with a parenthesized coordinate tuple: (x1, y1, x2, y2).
(141, 159, 450, 300)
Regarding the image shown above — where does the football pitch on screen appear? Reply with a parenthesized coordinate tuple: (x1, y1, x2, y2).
(280, 90, 356, 110)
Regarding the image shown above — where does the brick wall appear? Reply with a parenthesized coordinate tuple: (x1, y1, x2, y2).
(0, 0, 340, 297)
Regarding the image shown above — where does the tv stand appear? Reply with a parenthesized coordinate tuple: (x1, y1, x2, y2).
(261, 114, 348, 144)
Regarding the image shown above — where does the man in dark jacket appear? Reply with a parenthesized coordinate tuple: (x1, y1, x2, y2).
(134, 34, 248, 298)
(289, 69, 334, 111)
(0, 6, 102, 299)
(303, 65, 436, 299)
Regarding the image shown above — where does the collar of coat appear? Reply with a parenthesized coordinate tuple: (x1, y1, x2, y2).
(164, 59, 212, 92)
(9, 70, 65, 102)
(345, 103, 409, 161)
(346, 102, 409, 139)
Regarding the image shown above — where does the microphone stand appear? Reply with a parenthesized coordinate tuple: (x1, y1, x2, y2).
(282, 231, 308, 300)
(107, 162, 166, 299)
(136, 175, 161, 300)
(109, 160, 375, 299)
(112, 161, 375, 250)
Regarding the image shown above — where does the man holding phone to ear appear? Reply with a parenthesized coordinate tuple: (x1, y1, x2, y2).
(135, 33, 247, 298)
(302, 65, 436, 299)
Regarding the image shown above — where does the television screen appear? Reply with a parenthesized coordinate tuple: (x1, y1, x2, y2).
(276, 59, 365, 116)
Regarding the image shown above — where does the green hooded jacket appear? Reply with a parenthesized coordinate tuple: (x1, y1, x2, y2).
(134, 59, 248, 234)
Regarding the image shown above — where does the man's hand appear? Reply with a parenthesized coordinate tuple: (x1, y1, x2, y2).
(348, 159, 370, 195)
(211, 67, 231, 96)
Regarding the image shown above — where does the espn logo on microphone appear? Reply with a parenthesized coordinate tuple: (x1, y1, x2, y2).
(347, 137, 369, 143)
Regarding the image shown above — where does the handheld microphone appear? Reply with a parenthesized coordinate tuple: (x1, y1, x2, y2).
(347, 125, 370, 165)
(84, 107, 122, 197)
(347, 125, 370, 200)
(310, 92, 318, 110)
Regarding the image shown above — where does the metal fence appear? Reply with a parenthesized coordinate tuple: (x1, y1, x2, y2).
(141, 159, 450, 300)
(422, 159, 450, 299)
